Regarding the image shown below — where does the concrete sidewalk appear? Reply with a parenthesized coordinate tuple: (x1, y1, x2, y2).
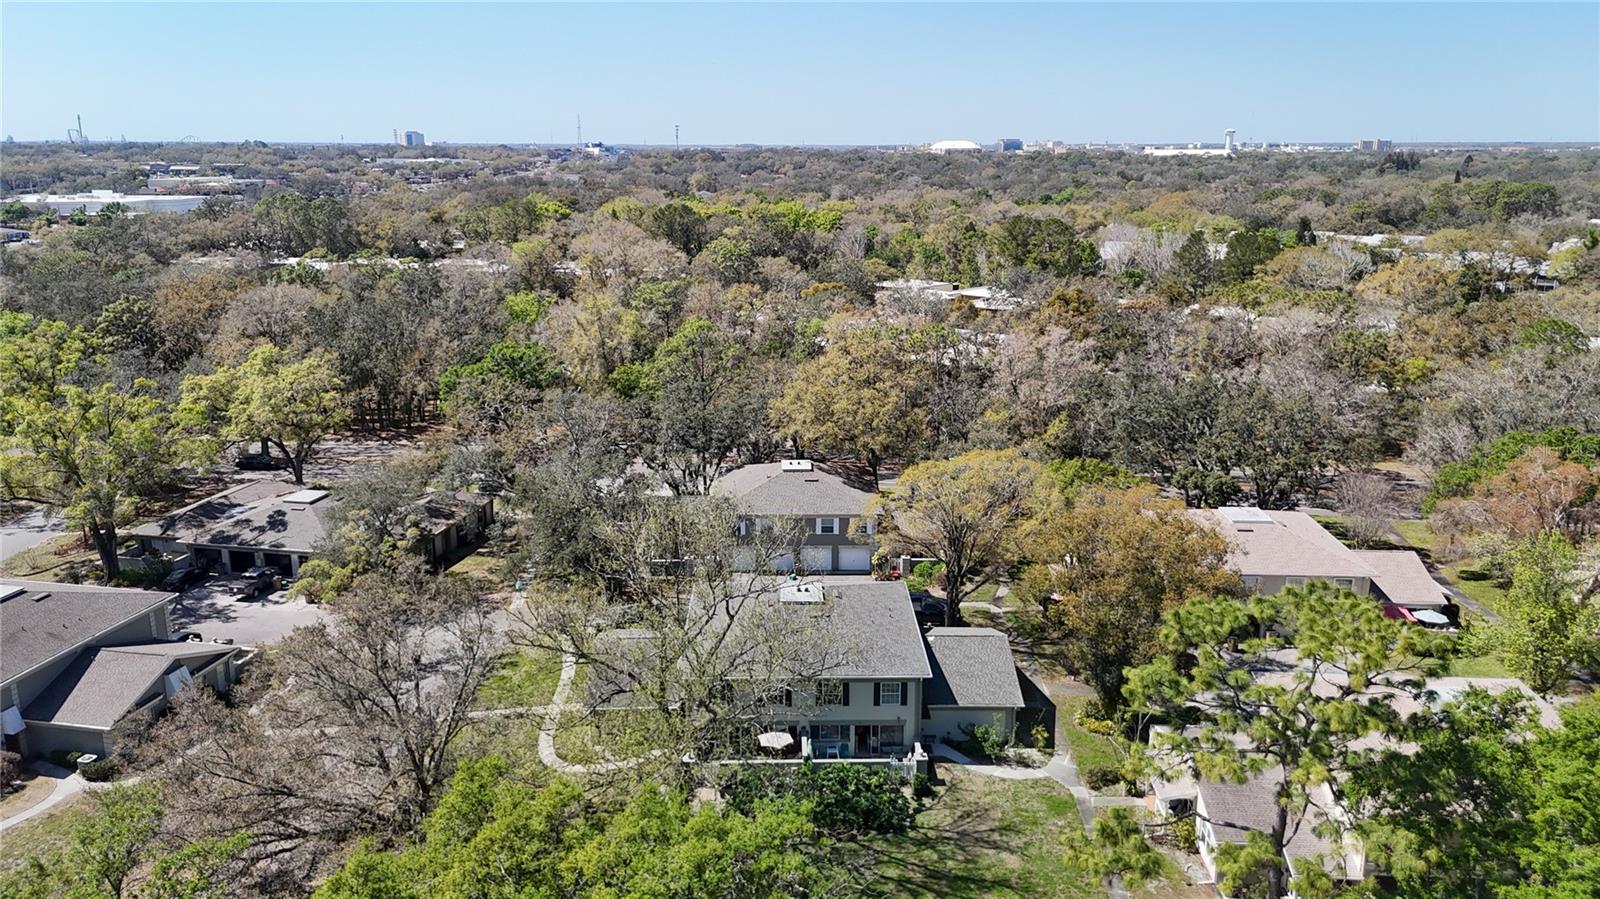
(0, 762, 82, 833)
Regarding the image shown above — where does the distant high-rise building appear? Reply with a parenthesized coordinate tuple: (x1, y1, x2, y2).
(1357, 138, 1392, 152)
(996, 137, 1023, 152)
(402, 130, 425, 147)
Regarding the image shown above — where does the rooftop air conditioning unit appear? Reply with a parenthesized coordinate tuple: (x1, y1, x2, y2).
(780, 459, 814, 472)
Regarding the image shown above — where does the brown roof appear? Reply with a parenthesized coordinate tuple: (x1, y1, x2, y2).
(1353, 550, 1450, 608)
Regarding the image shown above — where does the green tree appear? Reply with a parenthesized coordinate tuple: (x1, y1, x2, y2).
(1169, 230, 1215, 297)
(1219, 228, 1284, 283)
(868, 448, 1049, 624)
(180, 344, 350, 484)
(1017, 485, 1238, 713)
(648, 201, 710, 258)
(1124, 586, 1445, 899)
(0, 316, 191, 577)
(71, 783, 163, 898)
(642, 318, 768, 495)
(1495, 531, 1594, 695)
(1346, 689, 1540, 898)
(768, 322, 929, 486)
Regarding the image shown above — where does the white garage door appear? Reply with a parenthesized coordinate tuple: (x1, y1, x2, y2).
(768, 552, 795, 573)
(837, 545, 874, 572)
(799, 546, 833, 572)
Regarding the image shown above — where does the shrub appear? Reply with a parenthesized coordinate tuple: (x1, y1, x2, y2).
(0, 750, 20, 786)
(78, 756, 119, 782)
(906, 561, 945, 594)
(1081, 765, 1123, 791)
(972, 722, 1006, 759)
(1030, 723, 1051, 750)
(722, 761, 912, 835)
(48, 750, 83, 768)
(1168, 815, 1198, 849)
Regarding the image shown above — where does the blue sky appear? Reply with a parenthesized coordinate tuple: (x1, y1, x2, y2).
(2, 2, 1595, 145)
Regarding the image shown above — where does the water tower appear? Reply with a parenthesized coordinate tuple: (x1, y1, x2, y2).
(1224, 129, 1237, 152)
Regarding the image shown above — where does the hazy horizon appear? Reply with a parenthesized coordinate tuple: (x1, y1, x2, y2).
(3, 2, 1596, 146)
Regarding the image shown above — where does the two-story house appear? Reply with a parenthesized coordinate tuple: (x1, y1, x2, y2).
(587, 579, 1025, 763)
(1, 580, 244, 759)
(712, 460, 878, 573)
(1195, 507, 1450, 614)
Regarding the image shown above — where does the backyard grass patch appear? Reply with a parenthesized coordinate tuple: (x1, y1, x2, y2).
(1449, 652, 1513, 678)
(855, 766, 1099, 898)
(0, 795, 88, 871)
(478, 648, 562, 710)
(1057, 696, 1126, 773)
(1389, 519, 1435, 552)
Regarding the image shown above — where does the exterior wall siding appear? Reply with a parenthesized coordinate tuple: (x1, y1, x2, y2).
(923, 706, 1016, 742)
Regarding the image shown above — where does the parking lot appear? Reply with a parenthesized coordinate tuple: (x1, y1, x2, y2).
(169, 581, 328, 647)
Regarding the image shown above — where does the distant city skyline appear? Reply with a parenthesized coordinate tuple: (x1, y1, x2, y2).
(2, 2, 1596, 146)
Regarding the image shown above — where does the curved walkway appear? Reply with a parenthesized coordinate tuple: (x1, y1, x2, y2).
(0, 762, 83, 833)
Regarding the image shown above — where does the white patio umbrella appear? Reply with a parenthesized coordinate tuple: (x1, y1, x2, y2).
(1411, 609, 1451, 626)
(757, 731, 795, 750)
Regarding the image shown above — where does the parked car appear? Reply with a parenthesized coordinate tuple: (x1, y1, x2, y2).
(171, 631, 204, 643)
(221, 566, 277, 597)
(909, 592, 948, 626)
(234, 452, 284, 471)
(161, 566, 207, 592)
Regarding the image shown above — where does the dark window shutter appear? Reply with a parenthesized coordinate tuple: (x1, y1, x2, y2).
(873, 683, 881, 706)
(783, 688, 792, 707)
(900, 681, 908, 706)
(842, 682, 850, 706)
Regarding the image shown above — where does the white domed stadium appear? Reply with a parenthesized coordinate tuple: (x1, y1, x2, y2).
(926, 139, 983, 155)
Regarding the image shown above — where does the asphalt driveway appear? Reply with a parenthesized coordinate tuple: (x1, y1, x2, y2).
(169, 583, 328, 647)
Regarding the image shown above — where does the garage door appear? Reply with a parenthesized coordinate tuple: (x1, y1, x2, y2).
(799, 546, 833, 572)
(768, 552, 795, 573)
(837, 545, 873, 572)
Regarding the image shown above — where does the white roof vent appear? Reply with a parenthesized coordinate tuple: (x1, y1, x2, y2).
(282, 489, 330, 505)
(0, 585, 26, 603)
(1219, 506, 1274, 524)
(780, 459, 814, 473)
(778, 583, 825, 604)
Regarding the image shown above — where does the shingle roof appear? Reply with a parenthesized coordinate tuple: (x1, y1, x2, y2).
(130, 480, 333, 553)
(587, 578, 932, 709)
(1352, 550, 1450, 608)
(1196, 767, 1340, 865)
(21, 643, 236, 729)
(1195, 508, 1375, 579)
(1, 581, 172, 683)
(924, 627, 1024, 708)
(711, 463, 876, 518)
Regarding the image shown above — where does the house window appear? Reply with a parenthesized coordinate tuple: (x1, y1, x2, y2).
(813, 724, 846, 742)
(1286, 577, 1306, 588)
(815, 517, 839, 536)
(817, 679, 844, 705)
(1242, 575, 1259, 593)
(879, 724, 905, 749)
(860, 518, 876, 536)
(878, 682, 902, 706)
(737, 519, 749, 537)
(1333, 578, 1354, 590)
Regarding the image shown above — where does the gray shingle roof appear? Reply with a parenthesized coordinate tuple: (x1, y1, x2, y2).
(130, 480, 333, 553)
(1195, 508, 1374, 579)
(1353, 550, 1449, 608)
(711, 463, 876, 517)
(21, 643, 236, 729)
(1, 581, 172, 683)
(1196, 767, 1339, 865)
(820, 581, 934, 679)
(923, 627, 1024, 708)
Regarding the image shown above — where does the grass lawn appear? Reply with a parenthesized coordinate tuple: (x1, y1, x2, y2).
(1449, 652, 1513, 678)
(446, 551, 511, 589)
(477, 648, 562, 710)
(0, 795, 88, 871)
(0, 533, 95, 580)
(855, 766, 1100, 898)
(1389, 518, 1435, 551)
(1056, 697, 1126, 773)
(1443, 564, 1509, 615)
(965, 583, 1001, 606)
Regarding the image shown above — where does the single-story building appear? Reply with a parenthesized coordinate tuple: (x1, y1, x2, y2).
(921, 627, 1026, 742)
(129, 482, 496, 577)
(1, 580, 243, 759)
(1195, 507, 1451, 612)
